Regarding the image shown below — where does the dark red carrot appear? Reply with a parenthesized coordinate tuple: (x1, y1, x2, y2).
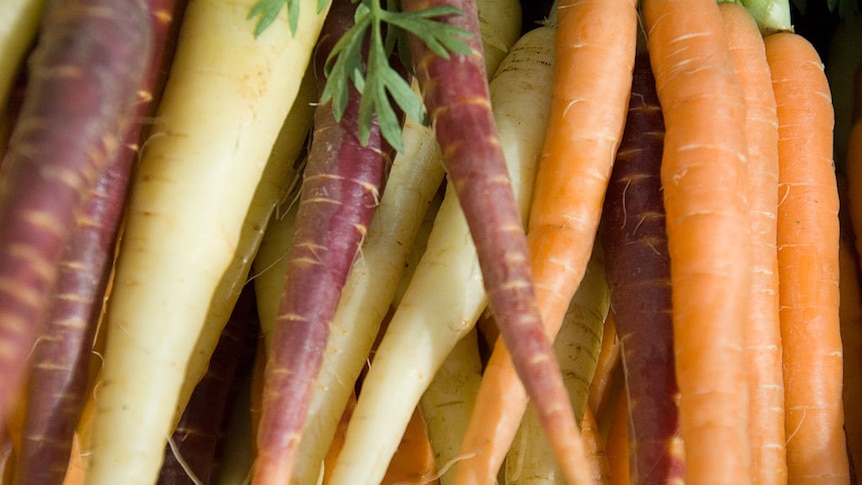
(11, 1, 180, 482)
(249, 0, 401, 481)
(157, 283, 259, 485)
(399, 0, 589, 483)
(0, 0, 151, 431)
(600, 50, 685, 485)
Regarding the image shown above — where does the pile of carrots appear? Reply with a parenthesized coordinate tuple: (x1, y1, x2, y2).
(1, 0, 862, 483)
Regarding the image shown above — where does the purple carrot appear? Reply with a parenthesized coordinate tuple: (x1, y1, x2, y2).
(11, 1, 182, 482)
(600, 51, 685, 485)
(249, 0, 401, 481)
(398, 0, 590, 482)
(0, 0, 151, 432)
(157, 283, 259, 485)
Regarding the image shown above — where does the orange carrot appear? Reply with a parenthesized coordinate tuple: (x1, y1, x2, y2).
(454, 0, 637, 481)
(587, 314, 621, 426)
(720, 4, 786, 483)
(605, 392, 630, 485)
(582, 407, 611, 485)
(642, 0, 753, 481)
(765, 31, 850, 484)
(381, 409, 438, 485)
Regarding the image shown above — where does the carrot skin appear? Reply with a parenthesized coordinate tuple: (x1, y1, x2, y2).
(400, 0, 590, 483)
(642, 0, 753, 481)
(600, 50, 684, 485)
(14, 2, 180, 482)
(251, 0, 399, 481)
(720, 5, 786, 483)
(766, 31, 849, 484)
(454, 0, 637, 480)
(0, 0, 151, 427)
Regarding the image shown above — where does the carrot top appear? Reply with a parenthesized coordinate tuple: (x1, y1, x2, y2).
(248, 0, 472, 151)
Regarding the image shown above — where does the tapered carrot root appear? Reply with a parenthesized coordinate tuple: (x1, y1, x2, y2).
(15, 2, 182, 481)
(600, 49, 684, 485)
(0, 0, 151, 429)
(251, 0, 401, 481)
(455, 0, 636, 481)
(766, 31, 849, 485)
(85, 0, 328, 480)
(400, 0, 590, 481)
(642, 0, 754, 482)
(720, 4, 786, 483)
(325, 13, 554, 484)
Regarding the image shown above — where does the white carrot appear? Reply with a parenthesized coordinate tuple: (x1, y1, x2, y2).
(419, 327, 484, 485)
(174, 68, 316, 423)
(325, 19, 557, 485)
(84, 0, 329, 482)
(504, 245, 610, 484)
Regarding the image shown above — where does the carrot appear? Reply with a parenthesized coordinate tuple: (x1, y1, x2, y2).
(174, 63, 315, 425)
(419, 328, 483, 485)
(604, 390, 630, 485)
(504, 246, 610, 484)
(720, 4, 787, 483)
(83, 0, 329, 480)
(381, 408, 439, 485)
(249, 0, 407, 481)
(0, 0, 151, 431)
(398, 12, 574, 471)
(600, 48, 685, 485)
(765, 31, 850, 484)
(14, 2, 182, 481)
(455, 0, 637, 481)
(641, 0, 753, 481)
(156, 284, 259, 485)
(587, 314, 620, 429)
(325, 11, 566, 483)
(582, 408, 611, 485)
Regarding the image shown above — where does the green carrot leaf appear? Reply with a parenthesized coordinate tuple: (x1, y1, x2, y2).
(250, 0, 470, 150)
(320, 0, 470, 151)
(248, 0, 330, 37)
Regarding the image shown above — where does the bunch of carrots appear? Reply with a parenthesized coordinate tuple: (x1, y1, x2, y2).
(1, 0, 861, 483)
